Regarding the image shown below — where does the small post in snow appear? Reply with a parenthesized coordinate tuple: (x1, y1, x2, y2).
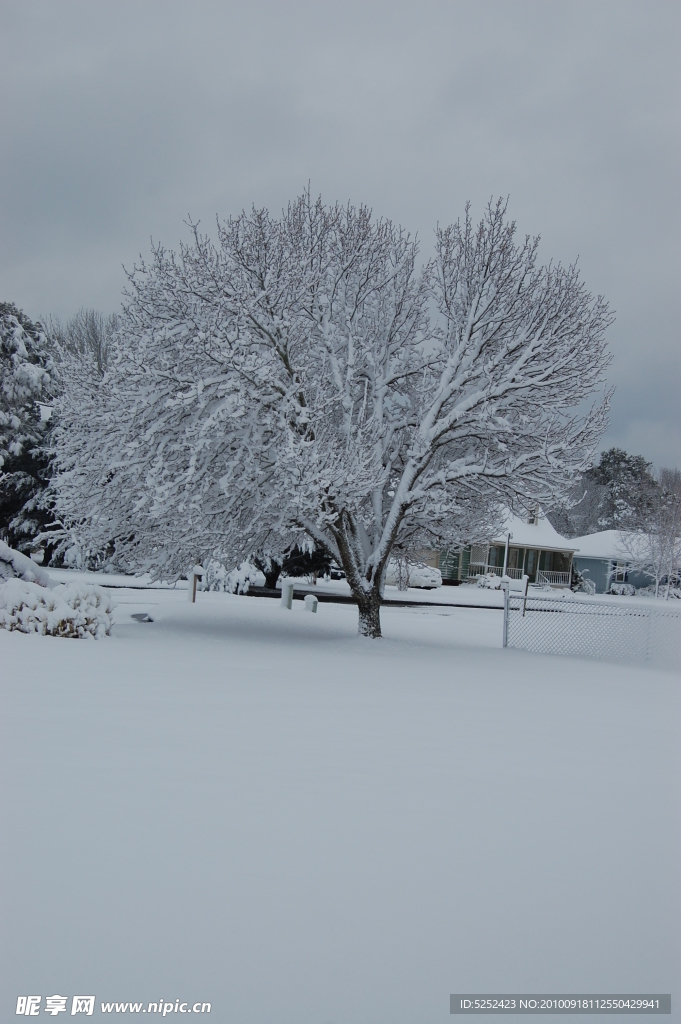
(280, 579, 294, 609)
(501, 579, 510, 648)
(304, 594, 318, 613)
(521, 573, 529, 617)
(188, 564, 205, 603)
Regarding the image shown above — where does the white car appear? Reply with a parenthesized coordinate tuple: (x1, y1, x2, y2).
(385, 559, 442, 589)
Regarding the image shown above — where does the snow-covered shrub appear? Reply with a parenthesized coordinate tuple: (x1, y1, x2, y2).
(608, 582, 636, 597)
(569, 563, 596, 595)
(0, 579, 114, 637)
(635, 584, 681, 600)
(63, 543, 85, 568)
(204, 559, 265, 594)
(0, 539, 55, 587)
(203, 560, 229, 592)
(477, 572, 502, 589)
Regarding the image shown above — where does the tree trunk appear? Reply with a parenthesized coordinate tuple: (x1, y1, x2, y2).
(333, 517, 385, 637)
(263, 563, 281, 590)
(354, 586, 383, 638)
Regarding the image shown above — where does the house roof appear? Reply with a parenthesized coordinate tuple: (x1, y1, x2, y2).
(489, 512, 577, 553)
(569, 530, 632, 560)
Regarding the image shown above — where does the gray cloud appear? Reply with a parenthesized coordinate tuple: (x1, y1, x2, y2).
(2, 0, 679, 466)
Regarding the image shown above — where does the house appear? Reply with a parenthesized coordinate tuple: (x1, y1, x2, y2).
(569, 530, 649, 594)
(437, 511, 577, 588)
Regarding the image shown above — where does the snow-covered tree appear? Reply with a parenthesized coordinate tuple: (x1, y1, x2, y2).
(549, 447, 657, 537)
(621, 468, 681, 598)
(49, 307, 118, 378)
(50, 194, 612, 636)
(0, 303, 57, 553)
(37, 310, 123, 570)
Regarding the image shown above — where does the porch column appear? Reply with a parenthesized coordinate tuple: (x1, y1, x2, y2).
(502, 531, 512, 575)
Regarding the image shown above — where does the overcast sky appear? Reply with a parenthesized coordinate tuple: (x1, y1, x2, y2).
(2, 0, 679, 468)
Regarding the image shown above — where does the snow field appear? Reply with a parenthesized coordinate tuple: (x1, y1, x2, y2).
(1, 590, 679, 1024)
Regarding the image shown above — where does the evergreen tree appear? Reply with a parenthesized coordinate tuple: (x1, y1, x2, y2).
(549, 447, 658, 536)
(0, 303, 57, 553)
(591, 448, 657, 527)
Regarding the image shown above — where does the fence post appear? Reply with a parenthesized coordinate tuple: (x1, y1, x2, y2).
(521, 574, 529, 617)
(501, 580, 509, 648)
(188, 564, 205, 603)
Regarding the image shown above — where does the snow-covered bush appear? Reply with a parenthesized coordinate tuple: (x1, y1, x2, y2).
(635, 584, 681, 600)
(204, 559, 265, 594)
(0, 578, 114, 637)
(0, 538, 55, 587)
(477, 572, 502, 590)
(571, 564, 596, 595)
(608, 582, 636, 597)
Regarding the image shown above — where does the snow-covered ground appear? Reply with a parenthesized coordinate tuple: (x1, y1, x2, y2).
(1, 589, 679, 1022)
(44, 566, 507, 606)
(44, 565, 678, 611)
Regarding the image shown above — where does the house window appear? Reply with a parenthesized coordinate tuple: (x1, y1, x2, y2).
(612, 561, 628, 582)
(507, 548, 521, 570)
(488, 545, 505, 567)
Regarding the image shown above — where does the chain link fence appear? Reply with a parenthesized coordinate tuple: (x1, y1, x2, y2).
(503, 592, 681, 669)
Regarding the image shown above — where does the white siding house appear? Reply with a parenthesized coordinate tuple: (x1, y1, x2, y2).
(438, 512, 577, 587)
